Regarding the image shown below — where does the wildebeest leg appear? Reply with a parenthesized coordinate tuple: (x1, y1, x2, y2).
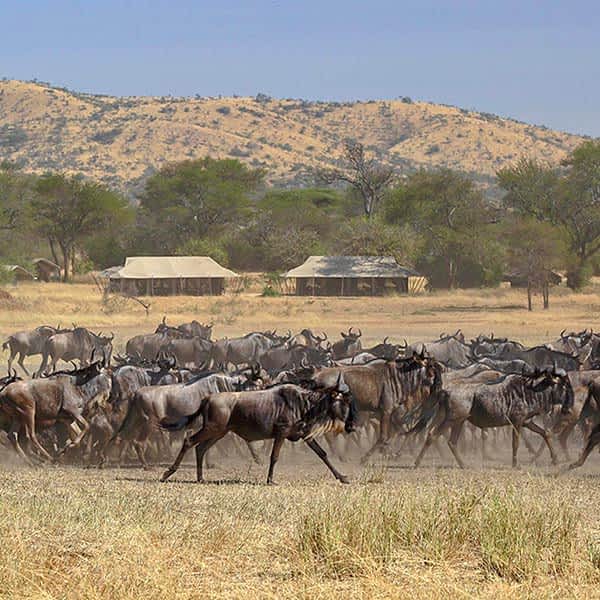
(305, 439, 349, 484)
(511, 426, 521, 468)
(523, 421, 558, 465)
(17, 352, 30, 377)
(246, 441, 263, 465)
(6, 429, 35, 466)
(267, 436, 285, 484)
(56, 415, 90, 457)
(132, 440, 149, 470)
(21, 411, 54, 462)
(557, 426, 574, 462)
(195, 435, 226, 482)
(446, 422, 466, 468)
(161, 428, 222, 482)
(360, 411, 391, 464)
(568, 424, 600, 471)
(414, 410, 448, 467)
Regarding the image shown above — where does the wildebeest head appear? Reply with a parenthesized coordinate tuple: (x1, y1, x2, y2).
(300, 373, 356, 438)
(340, 327, 362, 341)
(47, 359, 105, 386)
(529, 367, 574, 414)
(396, 349, 443, 393)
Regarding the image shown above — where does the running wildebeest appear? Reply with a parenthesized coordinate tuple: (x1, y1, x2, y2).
(413, 368, 574, 468)
(3, 325, 67, 376)
(0, 359, 111, 464)
(112, 368, 265, 469)
(159, 374, 356, 485)
(405, 331, 473, 369)
(310, 352, 443, 463)
(37, 327, 114, 376)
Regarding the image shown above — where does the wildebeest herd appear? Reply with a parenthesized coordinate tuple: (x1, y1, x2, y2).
(2, 319, 600, 483)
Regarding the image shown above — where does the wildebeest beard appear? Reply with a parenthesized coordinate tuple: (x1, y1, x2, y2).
(296, 389, 355, 440)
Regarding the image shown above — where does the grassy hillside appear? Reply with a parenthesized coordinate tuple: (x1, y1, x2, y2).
(0, 79, 585, 194)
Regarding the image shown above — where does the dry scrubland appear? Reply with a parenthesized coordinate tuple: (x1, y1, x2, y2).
(0, 80, 584, 191)
(2, 282, 600, 598)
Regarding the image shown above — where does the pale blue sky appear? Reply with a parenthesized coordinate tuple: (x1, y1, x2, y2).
(2, 1, 598, 135)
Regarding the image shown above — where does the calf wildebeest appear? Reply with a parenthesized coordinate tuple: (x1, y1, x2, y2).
(310, 352, 443, 463)
(3, 325, 66, 376)
(159, 374, 356, 485)
(331, 327, 362, 360)
(37, 328, 114, 376)
(113, 369, 264, 469)
(0, 360, 111, 464)
(413, 368, 574, 468)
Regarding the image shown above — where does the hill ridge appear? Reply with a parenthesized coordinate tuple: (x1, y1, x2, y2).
(0, 79, 585, 195)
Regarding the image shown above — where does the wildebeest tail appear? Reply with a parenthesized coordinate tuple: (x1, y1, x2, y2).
(159, 398, 207, 431)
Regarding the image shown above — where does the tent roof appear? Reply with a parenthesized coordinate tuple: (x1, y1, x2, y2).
(4, 265, 36, 279)
(283, 256, 418, 279)
(33, 258, 60, 269)
(111, 256, 238, 280)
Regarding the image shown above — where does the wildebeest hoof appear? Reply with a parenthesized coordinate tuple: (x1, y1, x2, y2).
(338, 475, 350, 484)
(267, 480, 277, 486)
(160, 469, 174, 482)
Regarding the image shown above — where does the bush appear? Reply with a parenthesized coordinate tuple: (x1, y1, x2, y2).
(261, 285, 280, 297)
(216, 106, 231, 115)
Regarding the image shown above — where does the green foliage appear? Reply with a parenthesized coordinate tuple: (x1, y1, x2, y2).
(31, 173, 132, 280)
(176, 237, 230, 267)
(498, 142, 600, 289)
(261, 285, 280, 297)
(136, 157, 265, 254)
(385, 169, 500, 288)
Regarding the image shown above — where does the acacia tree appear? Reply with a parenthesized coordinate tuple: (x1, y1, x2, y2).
(505, 219, 566, 310)
(137, 157, 265, 253)
(318, 141, 394, 219)
(31, 173, 131, 281)
(498, 142, 600, 288)
(384, 169, 499, 288)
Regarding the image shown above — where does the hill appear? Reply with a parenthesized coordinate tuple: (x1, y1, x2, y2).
(0, 79, 586, 195)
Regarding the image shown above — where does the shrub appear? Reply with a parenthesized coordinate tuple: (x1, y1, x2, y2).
(216, 106, 231, 115)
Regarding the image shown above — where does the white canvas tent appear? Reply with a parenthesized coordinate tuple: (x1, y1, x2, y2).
(109, 256, 238, 296)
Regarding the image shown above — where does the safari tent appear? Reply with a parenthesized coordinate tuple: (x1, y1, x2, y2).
(282, 255, 424, 296)
(109, 256, 238, 296)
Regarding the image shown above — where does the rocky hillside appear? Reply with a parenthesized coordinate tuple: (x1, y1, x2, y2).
(0, 79, 586, 195)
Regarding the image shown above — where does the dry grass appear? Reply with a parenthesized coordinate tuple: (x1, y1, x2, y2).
(2, 282, 600, 597)
(1, 466, 600, 599)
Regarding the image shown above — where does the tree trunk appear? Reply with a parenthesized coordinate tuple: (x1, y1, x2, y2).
(527, 281, 533, 311)
(59, 243, 70, 282)
(447, 258, 457, 289)
(48, 237, 60, 266)
(567, 254, 589, 289)
(543, 282, 549, 309)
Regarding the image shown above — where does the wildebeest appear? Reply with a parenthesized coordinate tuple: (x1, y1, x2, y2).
(0, 360, 111, 464)
(125, 329, 182, 362)
(310, 352, 443, 462)
(211, 332, 282, 368)
(331, 327, 362, 360)
(495, 345, 581, 372)
(164, 336, 213, 368)
(177, 320, 213, 340)
(37, 328, 114, 376)
(405, 331, 473, 369)
(112, 369, 264, 468)
(258, 343, 332, 374)
(289, 329, 328, 349)
(3, 325, 66, 376)
(159, 374, 356, 484)
(413, 368, 574, 468)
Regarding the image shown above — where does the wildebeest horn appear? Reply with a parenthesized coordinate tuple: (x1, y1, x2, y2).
(560, 329, 566, 338)
(162, 316, 166, 324)
(440, 333, 445, 339)
(349, 327, 354, 335)
(357, 329, 362, 337)
(400, 338, 407, 348)
(301, 355, 309, 368)
(383, 336, 389, 345)
(11, 368, 17, 378)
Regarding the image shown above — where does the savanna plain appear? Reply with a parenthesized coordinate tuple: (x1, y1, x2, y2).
(2, 282, 600, 599)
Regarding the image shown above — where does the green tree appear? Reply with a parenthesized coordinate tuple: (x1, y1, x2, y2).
(504, 218, 566, 310)
(384, 169, 499, 288)
(31, 173, 131, 281)
(137, 158, 265, 253)
(498, 142, 600, 288)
